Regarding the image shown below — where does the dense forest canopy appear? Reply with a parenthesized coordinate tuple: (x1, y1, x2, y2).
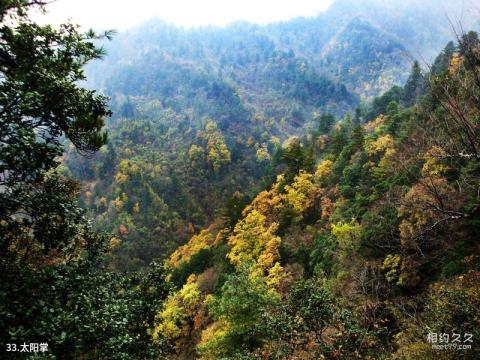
(1, 0, 480, 359)
(65, 0, 480, 270)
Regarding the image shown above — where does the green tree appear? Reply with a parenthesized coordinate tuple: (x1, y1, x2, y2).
(431, 41, 456, 75)
(331, 124, 349, 157)
(316, 113, 335, 134)
(281, 139, 314, 186)
(288, 278, 334, 341)
(261, 278, 336, 358)
(403, 60, 425, 106)
(367, 85, 404, 120)
(199, 267, 278, 358)
(222, 191, 248, 229)
(350, 110, 365, 150)
(0, 1, 112, 262)
(0, 3, 172, 359)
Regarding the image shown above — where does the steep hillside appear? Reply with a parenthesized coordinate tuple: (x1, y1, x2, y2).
(153, 35, 480, 359)
(66, 0, 480, 270)
(70, 21, 360, 270)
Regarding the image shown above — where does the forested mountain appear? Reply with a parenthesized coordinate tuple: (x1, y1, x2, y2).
(147, 34, 480, 359)
(2, 0, 480, 359)
(64, 0, 480, 270)
(267, 0, 479, 96)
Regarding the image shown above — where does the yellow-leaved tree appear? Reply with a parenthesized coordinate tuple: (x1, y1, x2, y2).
(227, 209, 284, 288)
(204, 121, 231, 171)
(168, 223, 224, 268)
(331, 219, 362, 261)
(152, 275, 203, 347)
(282, 171, 318, 221)
(314, 159, 333, 184)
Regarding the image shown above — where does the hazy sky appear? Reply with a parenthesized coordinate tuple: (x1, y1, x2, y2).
(32, 0, 334, 30)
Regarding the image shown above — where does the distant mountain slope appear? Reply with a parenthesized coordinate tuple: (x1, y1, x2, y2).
(319, 17, 410, 97)
(88, 0, 480, 105)
(265, 0, 480, 98)
(89, 21, 359, 117)
(326, 0, 480, 59)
